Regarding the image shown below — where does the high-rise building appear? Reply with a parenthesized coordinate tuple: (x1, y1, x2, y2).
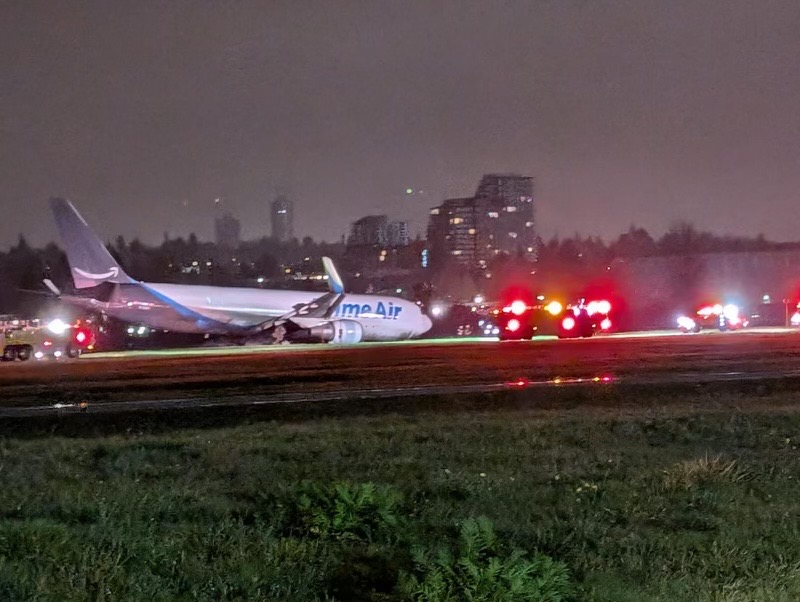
(346, 215, 411, 270)
(427, 173, 537, 268)
(386, 221, 410, 247)
(348, 215, 410, 248)
(348, 215, 389, 246)
(214, 212, 241, 249)
(427, 197, 490, 268)
(475, 174, 536, 260)
(271, 195, 294, 242)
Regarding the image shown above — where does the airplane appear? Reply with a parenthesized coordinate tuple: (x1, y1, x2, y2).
(47, 198, 433, 344)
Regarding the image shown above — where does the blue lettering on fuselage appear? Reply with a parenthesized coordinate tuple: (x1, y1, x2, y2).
(334, 299, 403, 320)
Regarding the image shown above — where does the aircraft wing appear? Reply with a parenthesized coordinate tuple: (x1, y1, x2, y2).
(248, 291, 345, 334)
(279, 291, 345, 322)
(247, 257, 347, 333)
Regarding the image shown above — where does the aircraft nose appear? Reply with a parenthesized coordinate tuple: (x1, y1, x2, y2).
(419, 314, 433, 334)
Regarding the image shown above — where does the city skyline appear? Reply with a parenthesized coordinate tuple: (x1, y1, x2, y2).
(3, 1, 800, 250)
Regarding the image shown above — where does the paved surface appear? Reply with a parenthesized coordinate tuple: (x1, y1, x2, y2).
(1, 328, 800, 414)
(3, 367, 800, 418)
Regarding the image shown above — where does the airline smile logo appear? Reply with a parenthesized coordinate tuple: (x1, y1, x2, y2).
(73, 267, 120, 281)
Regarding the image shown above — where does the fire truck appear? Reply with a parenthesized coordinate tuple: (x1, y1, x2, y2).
(677, 303, 748, 333)
(494, 298, 613, 340)
(1, 319, 96, 362)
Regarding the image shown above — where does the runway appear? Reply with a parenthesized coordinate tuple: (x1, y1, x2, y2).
(80, 326, 799, 360)
(3, 366, 800, 418)
(1, 327, 800, 417)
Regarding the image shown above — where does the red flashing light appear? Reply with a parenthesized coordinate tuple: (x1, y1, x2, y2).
(562, 316, 576, 330)
(507, 318, 521, 332)
(73, 328, 92, 348)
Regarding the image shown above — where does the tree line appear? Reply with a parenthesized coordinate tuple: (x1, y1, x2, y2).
(1, 223, 796, 315)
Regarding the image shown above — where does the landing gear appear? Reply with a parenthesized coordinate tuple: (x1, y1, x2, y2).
(1, 345, 32, 362)
(272, 325, 287, 344)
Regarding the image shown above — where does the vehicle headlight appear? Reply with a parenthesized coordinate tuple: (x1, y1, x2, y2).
(47, 319, 68, 335)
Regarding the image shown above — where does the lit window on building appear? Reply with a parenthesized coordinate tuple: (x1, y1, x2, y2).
(508, 232, 518, 238)
(525, 221, 533, 227)
(505, 206, 517, 212)
(450, 217, 464, 225)
(488, 211, 499, 218)
(468, 228, 476, 235)
(452, 250, 463, 256)
(430, 208, 440, 215)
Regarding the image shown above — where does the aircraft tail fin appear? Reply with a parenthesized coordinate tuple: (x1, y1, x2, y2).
(49, 197, 136, 289)
(322, 256, 345, 294)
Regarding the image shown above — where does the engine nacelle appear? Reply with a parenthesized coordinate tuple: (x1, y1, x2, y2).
(307, 320, 364, 344)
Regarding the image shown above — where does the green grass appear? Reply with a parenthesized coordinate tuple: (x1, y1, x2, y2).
(2, 400, 800, 600)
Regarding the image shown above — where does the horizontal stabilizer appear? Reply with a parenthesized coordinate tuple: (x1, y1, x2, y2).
(43, 279, 61, 296)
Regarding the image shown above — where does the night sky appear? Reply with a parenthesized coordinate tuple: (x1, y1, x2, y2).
(2, 1, 800, 249)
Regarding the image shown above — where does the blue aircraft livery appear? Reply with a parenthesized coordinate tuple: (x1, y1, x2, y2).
(333, 300, 403, 320)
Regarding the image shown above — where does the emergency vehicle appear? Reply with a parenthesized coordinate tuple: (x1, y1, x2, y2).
(1, 319, 96, 362)
(494, 298, 613, 340)
(791, 302, 800, 327)
(677, 303, 748, 333)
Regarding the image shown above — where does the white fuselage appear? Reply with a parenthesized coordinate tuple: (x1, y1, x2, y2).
(118, 283, 432, 341)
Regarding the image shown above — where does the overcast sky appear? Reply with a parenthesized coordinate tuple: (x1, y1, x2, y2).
(2, 0, 800, 248)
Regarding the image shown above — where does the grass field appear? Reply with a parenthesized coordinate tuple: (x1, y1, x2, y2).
(2, 392, 800, 601)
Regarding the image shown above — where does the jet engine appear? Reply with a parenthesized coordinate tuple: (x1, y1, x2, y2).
(307, 320, 364, 344)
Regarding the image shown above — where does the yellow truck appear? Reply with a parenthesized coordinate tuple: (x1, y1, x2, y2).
(1, 326, 40, 361)
(1, 320, 95, 362)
